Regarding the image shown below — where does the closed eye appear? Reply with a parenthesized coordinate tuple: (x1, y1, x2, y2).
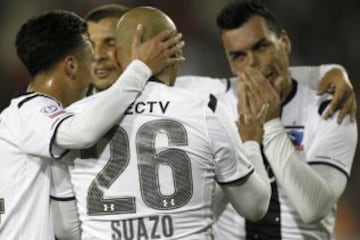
(253, 38, 271, 52)
(229, 51, 246, 61)
(105, 37, 116, 47)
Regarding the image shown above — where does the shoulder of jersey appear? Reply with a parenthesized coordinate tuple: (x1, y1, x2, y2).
(176, 75, 229, 87)
(292, 79, 331, 117)
(17, 92, 61, 109)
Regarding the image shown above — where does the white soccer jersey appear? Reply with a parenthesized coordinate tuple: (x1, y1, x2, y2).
(0, 93, 73, 240)
(212, 68, 357, 239)
(53, 79, 255, 240)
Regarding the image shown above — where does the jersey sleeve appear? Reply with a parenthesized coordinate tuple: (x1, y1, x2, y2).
(289, 64, 347, 90)
(51, 60, 152, 158)
(306, 112, 357, 178)
(205, 97, 254, 183)
(16, 95, 74, 158)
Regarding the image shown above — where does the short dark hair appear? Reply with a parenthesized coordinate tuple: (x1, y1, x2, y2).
(85, 4, 129, 22)
(15, 10, 87, 76)
(216, 0, 282, 36)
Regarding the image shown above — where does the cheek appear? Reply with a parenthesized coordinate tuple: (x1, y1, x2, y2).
(261, 48, 279, 64)
(81, 66, 93, 87)
(229, 61, 246, 75)
(107, 48, 117, 62)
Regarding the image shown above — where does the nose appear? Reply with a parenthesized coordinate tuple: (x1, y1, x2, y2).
(93, 45, 107, 62)
(247, 51, 259, 67)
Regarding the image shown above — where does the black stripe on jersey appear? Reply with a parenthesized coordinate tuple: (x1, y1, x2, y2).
(285, 125, 304, 129)
(318, 99, 332, 116)
(17, 92, 61, 108)
(281, 79, 298, 107)
(208, 94, 217, 113)
(225, 78, 231, 92)
(217, 168, 254, 185)
(49, 114, 74, 160)
(309, 161, 350, 179)
(50, 196, 76, 201)
(148, 76, 166, 84)
(246, 146, 281, 240)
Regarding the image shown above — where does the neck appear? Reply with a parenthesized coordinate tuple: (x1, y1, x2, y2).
(28, 73, 67, 107)
(155, 75, 176, 86)
(155, 65, 178, 86)
(280, 76, 294, 104)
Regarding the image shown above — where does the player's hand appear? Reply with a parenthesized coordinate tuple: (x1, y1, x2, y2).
(130, 24, 185, 75)
(239, 68, 280, 122)
(237, 81, 269, 143)
(317, 68, 357, 123)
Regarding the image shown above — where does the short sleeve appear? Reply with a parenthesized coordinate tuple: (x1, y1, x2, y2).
(17, 95, 74, 158)
(289, 66, 320, 90)
(289, 64, 348, 90)
(306, 113, 357, 178)
(206, 97, 254, 183)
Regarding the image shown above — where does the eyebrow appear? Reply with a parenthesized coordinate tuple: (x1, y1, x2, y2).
(228, 37, 268, 57)
(252, 38, 268, 50)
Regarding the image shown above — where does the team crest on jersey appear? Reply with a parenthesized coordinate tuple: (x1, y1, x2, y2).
(285, 127, 304, 151)
(40, 105, 65, 118)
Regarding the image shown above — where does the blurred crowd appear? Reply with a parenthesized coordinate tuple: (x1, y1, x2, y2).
(0, 0, 359, 238)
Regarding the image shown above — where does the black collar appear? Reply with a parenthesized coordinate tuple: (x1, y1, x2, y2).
(148, 76, 166, 85)
(282, 79, 297, 107)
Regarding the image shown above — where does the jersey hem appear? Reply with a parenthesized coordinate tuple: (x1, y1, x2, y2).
(217, 168, 254, 185)
(50, 196, 76, 201)
(49, 114, 74, 159)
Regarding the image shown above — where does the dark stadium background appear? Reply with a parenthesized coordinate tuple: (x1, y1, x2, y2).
(0, 0, 359, 238)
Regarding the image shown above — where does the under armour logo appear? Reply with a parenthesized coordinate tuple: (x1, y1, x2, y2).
(104, 203, 115, 212)
(162, 199, 175, 208)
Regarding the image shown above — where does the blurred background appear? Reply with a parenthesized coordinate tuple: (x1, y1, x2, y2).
(0, 0, 359, 238)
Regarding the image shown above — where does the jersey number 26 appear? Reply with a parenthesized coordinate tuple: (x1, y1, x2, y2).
(84, 119, 193, 216)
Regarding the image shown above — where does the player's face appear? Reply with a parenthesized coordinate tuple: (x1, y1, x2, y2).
(87, 17, 122, 91)
(221, 16, 292, 100)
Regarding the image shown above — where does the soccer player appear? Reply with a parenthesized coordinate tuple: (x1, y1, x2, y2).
(211, 1, 358, 239)
(52, 6, 273, 239)
(0, 9, 184, 239)
(85, 4, 129, 93)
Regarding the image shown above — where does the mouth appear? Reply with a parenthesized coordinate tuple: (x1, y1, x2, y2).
(94, 68, 114, 79)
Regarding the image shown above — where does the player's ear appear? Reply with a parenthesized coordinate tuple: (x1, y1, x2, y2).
(280, 30, 291, 55)
(64, 55, 78, 80)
